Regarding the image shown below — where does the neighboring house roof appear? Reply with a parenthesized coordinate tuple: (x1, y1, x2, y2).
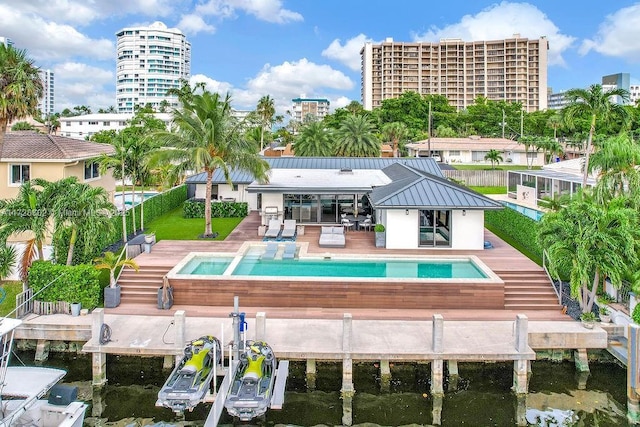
(1, 132, 115, 162)
(369, 163, 504, 210)
(185, 157, 444, 184)
(249, 168, 392, 193)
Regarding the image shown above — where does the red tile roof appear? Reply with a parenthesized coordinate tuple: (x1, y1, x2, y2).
(1, 132, 115, 161)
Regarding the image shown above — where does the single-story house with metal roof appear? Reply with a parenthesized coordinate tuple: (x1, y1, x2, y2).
(0, 132, 116, 201)
(186, 157, 502, 250)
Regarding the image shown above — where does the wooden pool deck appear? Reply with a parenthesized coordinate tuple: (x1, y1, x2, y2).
(110, 212, 568, 321)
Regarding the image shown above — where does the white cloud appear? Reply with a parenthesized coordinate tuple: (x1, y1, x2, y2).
(331, 96, 351, 110)
(177, 14, 217, 35)
(0, 5, 113, 62)
(195, 0, 303, 24)
(322, 34, 379, 71)
(53, 63, 115, 111)
(580, 4, 640, 61)
(2, 0, 180, 25)
(412, 1, 575, 67)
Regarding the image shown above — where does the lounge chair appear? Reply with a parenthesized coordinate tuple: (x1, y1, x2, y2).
(281, 219, 297, 239)
(282, 242, 297, 259)
(261, 242, 278, 259)
(263, 219, 281, 239)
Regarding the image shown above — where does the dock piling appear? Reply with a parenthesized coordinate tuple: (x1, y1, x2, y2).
(255, 312, 266, 341)
(341, 313, 354, 427)
(513, 315, 529, 395)
(306, 359, 316, 391)
(431, 314, 444, 397)
(447, 360, 459, 391)
(91, 308, 107, 387)
(628, 324, 640, 424)
(380, 359, 391, 393)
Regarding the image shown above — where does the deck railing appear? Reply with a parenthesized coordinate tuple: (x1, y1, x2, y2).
(542, 249, 562, 304)
(114, 243, 130, 284)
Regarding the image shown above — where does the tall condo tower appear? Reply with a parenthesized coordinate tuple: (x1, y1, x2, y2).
(38, 69, 55, 117)
(115, 21, 191, 113)
(361, 35, 548, 112)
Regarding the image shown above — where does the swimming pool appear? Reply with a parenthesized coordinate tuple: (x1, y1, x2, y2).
(113, 191, 158, 210)
(178, 257, 234, 275)
(501, 201, 544, 221)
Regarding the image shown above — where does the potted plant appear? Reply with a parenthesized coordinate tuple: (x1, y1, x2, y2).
(599, 306, 611, 323)
(94, 251, 139, 308)
(580, 312, 597, 329)
(374, 223, 386, 248)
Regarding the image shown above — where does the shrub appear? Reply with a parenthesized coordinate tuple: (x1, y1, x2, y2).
(183, 199, 248, 218)
(374, 224, 385, 232)
(28, 261, 101, 309)
(633, 304, 640, 324)
(485, 208, 542, 265)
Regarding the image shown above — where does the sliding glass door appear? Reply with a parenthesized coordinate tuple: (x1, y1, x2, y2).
(419, 209, 451, 247)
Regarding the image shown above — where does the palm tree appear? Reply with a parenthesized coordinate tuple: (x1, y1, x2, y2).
(538, 194, 640, 313)
(52, 177, 114, 265)
(94, 251, 139, 288)
(0, 45, 43, 143)
(98, 135, 129, 243)
(536, 137, 563, 164)
(484, 149, 503, 169)
(293, 121, 334, 157)
(562, 84, 630, 187)
(381, 122, 409, 157)
(256, 95, 276, 151)
(517, 135, 542, 169)
(150, 91, 270, 238)
(334, 114, 380, 157)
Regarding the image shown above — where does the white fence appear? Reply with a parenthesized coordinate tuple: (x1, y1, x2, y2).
(443, 170, 507, 187)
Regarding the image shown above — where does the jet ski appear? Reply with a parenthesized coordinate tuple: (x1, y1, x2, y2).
(224, 340, 277, 421)
(156, 335, 222, 412)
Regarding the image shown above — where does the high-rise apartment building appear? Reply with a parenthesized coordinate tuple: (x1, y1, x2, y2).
(361, 35, 548, 112)
(291, 98, 330, 122)
(38, 69, 55, 117)
(602, 73, 631, 105)
(115, 21, 191, 114)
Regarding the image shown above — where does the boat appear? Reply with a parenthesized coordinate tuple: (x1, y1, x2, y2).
(224, 340, 277, 422)
(156, 335, 222, 412)
(0, 318, 87, 427)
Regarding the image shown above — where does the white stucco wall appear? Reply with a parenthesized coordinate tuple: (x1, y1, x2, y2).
(450, 210, 485, 250)
(260, 193, 283, 225)
(194, 183, 257, 208)
(385, 209, 419, 249)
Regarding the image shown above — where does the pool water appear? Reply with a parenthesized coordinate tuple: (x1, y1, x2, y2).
(501, 201, 544, 221)
(178, 257, 234, 275)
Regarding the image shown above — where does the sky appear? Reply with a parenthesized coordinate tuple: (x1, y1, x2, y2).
(3, 0, 640, 116)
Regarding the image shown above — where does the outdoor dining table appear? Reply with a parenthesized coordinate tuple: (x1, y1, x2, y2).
(346, 215, 368, 230)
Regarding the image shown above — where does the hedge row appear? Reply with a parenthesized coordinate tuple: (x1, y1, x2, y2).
(183, 199, 248, 218)
(485, 208, 542, 264)
(28, 260, 101, 309)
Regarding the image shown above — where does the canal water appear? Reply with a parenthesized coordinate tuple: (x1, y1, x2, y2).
(15, 351, 631, 426)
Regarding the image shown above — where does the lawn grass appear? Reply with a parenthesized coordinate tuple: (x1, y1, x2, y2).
(469, 186, 506, 194)
(0, 282, 22, 317)
(145, 206, 243, 241)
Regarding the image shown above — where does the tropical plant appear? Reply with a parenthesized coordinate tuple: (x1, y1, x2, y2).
(0, 45, 43, 142)
(536, 137, 564, 164)
(381, 122, 409, 158)
(374, 224, 385, 233)
(11, 121, 35, 131)
(562, 84, 630, 187)
(0, 244, 17, 281)
(588, 133, 640, 205)
(484, 149, 503, 169)
(51, 177, 114, 265)
(538, 195, 640, 313)
(149, 90, 269, 238)
(293, 121, 334, 157)
(256, 95, 276, 151)
(580, 312, 596, 322)
(334, 114, 380, 157)
(517, 136, 542, 169)
(94, 251, 139, 288)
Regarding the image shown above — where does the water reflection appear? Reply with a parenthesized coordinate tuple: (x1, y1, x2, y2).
(15, 352, 631, 426)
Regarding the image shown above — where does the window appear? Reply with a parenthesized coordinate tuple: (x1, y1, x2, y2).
(449, 150, 461, 156)
(84, 162, 100, 180)
(10, 164, 30, 185)
(89, 121, 98, 125)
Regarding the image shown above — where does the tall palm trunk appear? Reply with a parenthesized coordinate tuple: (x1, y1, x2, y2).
(121, 161, 127, 243)
(66, 226, 77, 266)
(393, 137, 398, 158)
(204, 170, 214, 237)
(582, 114, 597, 187)
(130, 178, 137, 234)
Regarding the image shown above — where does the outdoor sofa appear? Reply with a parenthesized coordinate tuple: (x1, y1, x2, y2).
(318, 226, 346, 248)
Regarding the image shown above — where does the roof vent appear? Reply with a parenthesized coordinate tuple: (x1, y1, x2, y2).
(339, 168, 353, 174)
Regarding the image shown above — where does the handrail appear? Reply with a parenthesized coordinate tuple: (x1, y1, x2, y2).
(8, 272, 68, 319)
(543, 249, 563, 305)
(114, 243, 129, 285)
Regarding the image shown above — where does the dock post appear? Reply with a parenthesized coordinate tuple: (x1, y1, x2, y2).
(628, 324, 640, 424)
(447, 360, 459, 391)
(174, 310, 186, 363)
(431, 314, 444, 426)
(513, 314, 530, 396)
(574, 348, 590, 389)
(34, 340, 50, 362)
(91, 308, 107, 387)
(255, 312, 266, 341)
(306, 359, 316, 391)
(380, 359, 391, 393)
(341, 313, 354, 427)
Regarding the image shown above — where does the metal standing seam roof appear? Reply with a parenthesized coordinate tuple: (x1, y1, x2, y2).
(369, 163, 504, 210)
(184, 157, 444, 184)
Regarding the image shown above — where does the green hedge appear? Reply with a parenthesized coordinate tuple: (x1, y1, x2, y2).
(485, 208, 542, 265)
(633, 303, 640, 324)
(183, 199, 248, 218)
(28, 261, 101, 309)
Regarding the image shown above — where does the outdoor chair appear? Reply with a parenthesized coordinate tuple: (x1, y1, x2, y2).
(358, 218, 373, 231)
(282, 242, 297, 259)
(264, 219, 281, 239)
(281, 219, 297, 239)
(261, 242, 278, 259)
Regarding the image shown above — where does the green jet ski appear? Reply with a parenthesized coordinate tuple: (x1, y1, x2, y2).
(156, 335, 222, 412)
(224, 340, 277, 421)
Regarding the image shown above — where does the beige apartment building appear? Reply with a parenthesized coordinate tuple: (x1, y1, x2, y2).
(361, 35, 548, 112)
(291, 98, 330, 122)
